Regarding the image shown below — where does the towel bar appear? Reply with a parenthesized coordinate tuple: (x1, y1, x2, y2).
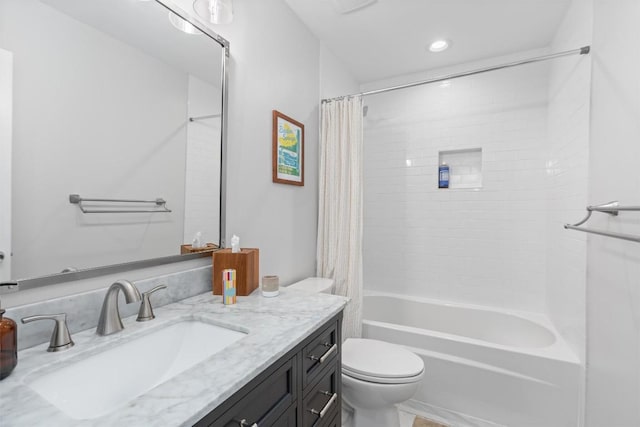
(69, 194, 172, 214)
(564, 201, 640, 243)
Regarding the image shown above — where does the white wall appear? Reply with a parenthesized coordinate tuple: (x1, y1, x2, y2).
(362, 61, 551, 312)
(585, 0, 640, 425)
(183, 76, 222, 246)
(2, 0, 188, 279)
(211, 0, 321, 285)
(320, 44, 360, 100)
(545, 0, 592, 365)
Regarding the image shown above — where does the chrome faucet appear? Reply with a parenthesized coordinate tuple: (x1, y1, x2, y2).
(96, 280, 141, 336)
(136, 284, 167, 322)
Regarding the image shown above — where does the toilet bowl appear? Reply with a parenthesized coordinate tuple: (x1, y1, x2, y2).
(342, 338, 424, 427)
(287, 278, 425, 427)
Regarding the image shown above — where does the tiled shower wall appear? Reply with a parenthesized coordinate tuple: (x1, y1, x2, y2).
(363, 63, 552, 312)
(545, 0, 592, 363)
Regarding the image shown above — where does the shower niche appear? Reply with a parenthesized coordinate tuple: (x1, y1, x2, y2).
(438, 148, 483, 189)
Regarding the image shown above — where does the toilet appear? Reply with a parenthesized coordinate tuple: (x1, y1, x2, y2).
(342, 338, 424, 427)
(287, 278, 425, 427)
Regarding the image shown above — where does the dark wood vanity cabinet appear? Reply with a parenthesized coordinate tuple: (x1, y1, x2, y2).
(195, 312, 342, 427)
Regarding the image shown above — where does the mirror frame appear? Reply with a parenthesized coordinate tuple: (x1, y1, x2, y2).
(11, 0, 229, 292)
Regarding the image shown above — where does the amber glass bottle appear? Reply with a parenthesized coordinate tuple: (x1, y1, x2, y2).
(0, 308, 17, 380)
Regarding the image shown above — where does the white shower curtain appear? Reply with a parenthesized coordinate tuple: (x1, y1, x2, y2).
(317, 96, 364, 340)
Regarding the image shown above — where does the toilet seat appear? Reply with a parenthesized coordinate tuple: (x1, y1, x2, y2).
(343, 367, 424, 384)
(342, 338, 424, 384)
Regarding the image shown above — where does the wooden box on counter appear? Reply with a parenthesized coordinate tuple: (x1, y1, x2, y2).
(212, 248, 259, 296)
(180, 243, 219, 254)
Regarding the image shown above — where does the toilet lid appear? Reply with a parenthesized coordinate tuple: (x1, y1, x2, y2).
(342, 338, 424, 382)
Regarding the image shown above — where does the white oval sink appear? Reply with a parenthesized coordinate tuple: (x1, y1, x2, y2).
(26, 320, 246, 420)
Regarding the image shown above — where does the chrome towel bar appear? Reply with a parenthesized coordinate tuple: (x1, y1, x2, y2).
(564, 201, 640, 243)
(189, 113, 221, 122)
(69, 194, 172, 214)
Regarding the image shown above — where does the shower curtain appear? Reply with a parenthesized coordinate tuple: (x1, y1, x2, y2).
(317, 96, 364, 340)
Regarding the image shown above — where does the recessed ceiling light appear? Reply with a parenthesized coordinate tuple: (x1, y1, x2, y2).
(168, 12, 202, 35)
(429, 39, 450, 53)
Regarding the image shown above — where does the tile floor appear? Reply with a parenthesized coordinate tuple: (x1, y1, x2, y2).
(343, 408, 448, 427)
(412, 417, 449, 427)
(399, 409, 449, 427)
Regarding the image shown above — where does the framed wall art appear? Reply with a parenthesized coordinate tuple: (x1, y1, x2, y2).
(272, 110, 304, 186)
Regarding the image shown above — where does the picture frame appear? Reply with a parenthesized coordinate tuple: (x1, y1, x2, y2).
(272, 110, 304, 186)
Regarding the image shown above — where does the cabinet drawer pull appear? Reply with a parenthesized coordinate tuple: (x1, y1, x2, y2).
(237, 419, 258, 427)
(309, 392, 338, 419)
(308, 343, 337, 364)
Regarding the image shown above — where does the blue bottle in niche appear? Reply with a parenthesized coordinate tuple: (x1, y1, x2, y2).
(438, 162, 450, 188)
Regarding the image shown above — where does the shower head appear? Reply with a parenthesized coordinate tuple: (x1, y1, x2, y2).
(363, 105, 369, 117)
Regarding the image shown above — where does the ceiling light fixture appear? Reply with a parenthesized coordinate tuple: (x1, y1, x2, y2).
(193, 0, 234, 24)
(429, 39, 450, 53)
(168, 12, 203, 35)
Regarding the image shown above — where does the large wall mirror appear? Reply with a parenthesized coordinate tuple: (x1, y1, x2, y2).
(0, 0, 228, 288)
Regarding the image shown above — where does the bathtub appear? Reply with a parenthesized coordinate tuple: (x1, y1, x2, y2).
(362, 292, 582, 427)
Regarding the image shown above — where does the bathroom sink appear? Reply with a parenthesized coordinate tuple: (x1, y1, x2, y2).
(26, 320, 246, 420)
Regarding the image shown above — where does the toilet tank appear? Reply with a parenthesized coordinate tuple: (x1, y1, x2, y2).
(287, 277, 335, 294)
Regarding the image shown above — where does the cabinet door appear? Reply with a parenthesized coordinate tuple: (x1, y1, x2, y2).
(273, 404, 297, 427)
(210, 357, 297, 427)
(302, 363, 340, 427)
(324, 413, 340, 427)
(302, 321, 338, 389)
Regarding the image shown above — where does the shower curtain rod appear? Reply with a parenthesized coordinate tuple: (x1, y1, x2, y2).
(321, 46, 591, 103)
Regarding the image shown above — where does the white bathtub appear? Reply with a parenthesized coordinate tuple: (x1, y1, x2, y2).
(362, 292, 582, 427)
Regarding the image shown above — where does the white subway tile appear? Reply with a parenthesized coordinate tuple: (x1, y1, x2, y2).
(362, 57, 588, 317)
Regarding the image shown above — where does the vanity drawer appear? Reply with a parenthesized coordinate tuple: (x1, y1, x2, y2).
(208, 357, 297, 427)
(302, 321, 339, 388)
(302, 363, 340, 427)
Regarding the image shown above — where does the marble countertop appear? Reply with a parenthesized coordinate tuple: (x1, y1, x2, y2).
(0, 288, 348, 426)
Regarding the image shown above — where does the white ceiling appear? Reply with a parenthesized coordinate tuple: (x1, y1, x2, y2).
(284, 0, 572, 84)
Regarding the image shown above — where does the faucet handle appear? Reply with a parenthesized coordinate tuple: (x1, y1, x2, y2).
(21, 313, 74, 352)
(136, 284, 167, 322)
